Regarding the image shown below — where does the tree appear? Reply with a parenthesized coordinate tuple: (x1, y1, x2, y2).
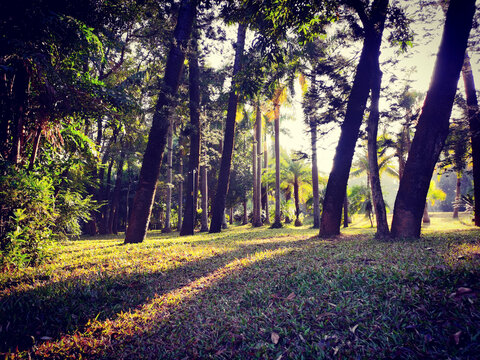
(281, 151, 311, 226)
(320, 0, 389, 237)
(180, 31, 201, 236)
(210, 23, 247, 233)
(391, 0, 476, 238)
(125, 0, 197, 244)
(366, 62, 389, 237)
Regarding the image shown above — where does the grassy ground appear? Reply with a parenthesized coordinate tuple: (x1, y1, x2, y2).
(1, 213, 479, 359)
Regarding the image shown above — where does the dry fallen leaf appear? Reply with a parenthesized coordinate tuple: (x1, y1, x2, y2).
(271, 332, 280, 344)
(456, 287, 473, 295)
(453, 331, 462, 345)
(286, 292, 296, 301)
(350, 324, 359, 334)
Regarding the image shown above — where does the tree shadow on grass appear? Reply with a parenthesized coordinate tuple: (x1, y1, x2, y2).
(0, 235, 321, 354)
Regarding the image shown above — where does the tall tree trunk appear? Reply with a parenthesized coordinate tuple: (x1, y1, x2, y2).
(252, 127, 258, 224)
(391, 0, 475, 238)
(11, 61, 29, 165)
(310, 118, 320, 229)
(461, 52, 480, 226)
(367, 60, 389, 237)
(108, 151, 125, 234)
(125, 0, 197, 244)
(272, 102, 283, 228)
(28, 124, 42, 170)
(263, 134, 270, 224)
(294, 177, 302, 226)
(320, 0, 388, 237)
(181, 31, 201, 235)
(200, 165, 209, 231)
(99, 159, 114, 235)
(162, 122, 173, 233)
(343, 194, 349, 228)
(253, 102, 262, 227)
(177, 155, 184, 231)
(453, 172, 462, 218)
(243, 199, 248, 225)
(209, 23, 247, 233)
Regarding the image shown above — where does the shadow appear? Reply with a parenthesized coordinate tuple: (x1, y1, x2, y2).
(0, 235, 320, 353)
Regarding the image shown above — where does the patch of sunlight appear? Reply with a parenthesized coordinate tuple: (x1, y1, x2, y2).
(444, 242, 480, 266)
(34, 246, 297, 357)
(421, 212, 475, 233)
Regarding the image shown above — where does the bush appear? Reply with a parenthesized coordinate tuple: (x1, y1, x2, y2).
(0, 165, 95, 269)
(0, 168, 57, 268)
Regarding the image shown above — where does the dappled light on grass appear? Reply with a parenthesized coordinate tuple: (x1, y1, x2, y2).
(1, 218, 479, 359)
(34, 246, 296, 358)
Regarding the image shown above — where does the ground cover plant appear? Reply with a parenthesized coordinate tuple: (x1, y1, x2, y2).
(1, 213, 479, 359)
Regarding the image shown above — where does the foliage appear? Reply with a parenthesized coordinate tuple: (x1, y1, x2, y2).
(0, 167, 56, 268)
(1, 216, 479, 358)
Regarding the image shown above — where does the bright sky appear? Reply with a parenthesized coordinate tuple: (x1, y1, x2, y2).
(205, 3, 480, 175)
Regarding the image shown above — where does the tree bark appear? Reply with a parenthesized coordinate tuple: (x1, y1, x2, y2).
(209, 23, 247, 233)
(343, 194, 349, 228)
(391, 0, 475, 238)
(461, 52, 480, 226)
(177, 155, 184, 231)
(310, 117, 320, 228)
(294, 176, 302, 226)
(243, 199, 248, 225)
(108, 151, 125, 235)
(180, 32, 201, 236)
(200, 165, 209, 231)
(253, 102, 263, 227)
(320, 0, 388, 237)
(252, 124, 258, 224)
(453, 172, 462, 218)
(162, 122, 173, 233)
(272, 102, 283, 228)
(367, 60, 389, 237)
(263, 133, 270, 224)
(125, 0, 197, 243)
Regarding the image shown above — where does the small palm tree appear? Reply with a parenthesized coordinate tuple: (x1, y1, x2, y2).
(280, 150, 312, 226)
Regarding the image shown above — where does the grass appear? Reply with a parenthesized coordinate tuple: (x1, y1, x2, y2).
(1, 213, 479, 359)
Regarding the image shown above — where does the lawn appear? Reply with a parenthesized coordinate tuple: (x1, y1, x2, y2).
(1, 213, 479, 359)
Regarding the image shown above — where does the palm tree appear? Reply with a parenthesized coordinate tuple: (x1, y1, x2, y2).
(281, 150, 312, 226)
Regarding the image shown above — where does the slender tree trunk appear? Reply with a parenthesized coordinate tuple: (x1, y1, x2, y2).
(253, 102, 262, 227)
(162, 122, 173, 233)
(343, 194, 349, 228)
(181, 33, 201, 236)
(310, 118, 320, 228)
(99, 159, 114, 234)
(367, 61, 389, 237)
(200, 165, 209, 231)
(11, 62, 29, 165)
(422, 203, 430, 223)
(243, 199, 248, 224)
(391, 0, 475, 238)
(229, 207, 233, 225)
(453, 172, 462, 218)
(28, 124, 42, 170)
(125, 0, 197, 244)
(272, 103, 283, 228)
(209, 23, 247, 233)
(177, 155, 184, 231)
(320, 0, 388, 237)
(461, 52, 480, 226)
(108, 151, 125, 234)
(263, 134, 270, 224)
(252, 129, 258, 224)
(294, 177, 302, 226)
